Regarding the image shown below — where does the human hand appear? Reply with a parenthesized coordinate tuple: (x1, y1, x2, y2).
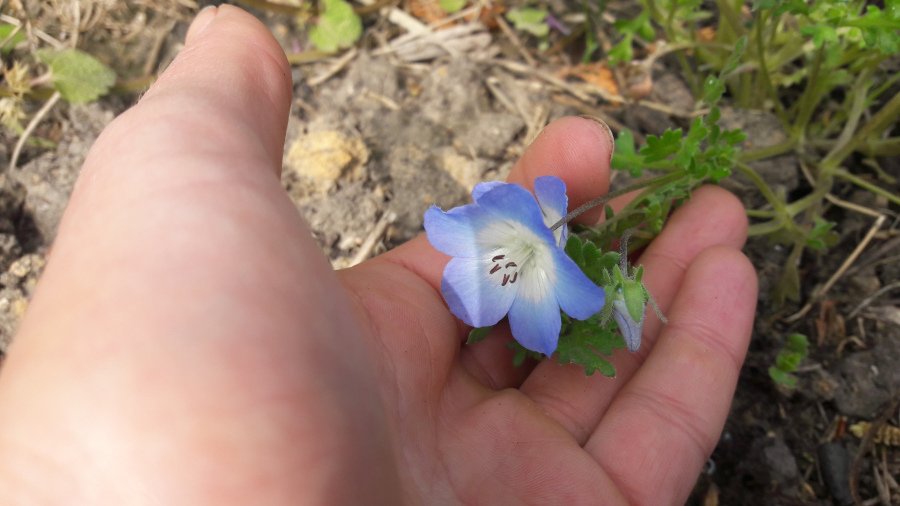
(0, 6, 757, 505)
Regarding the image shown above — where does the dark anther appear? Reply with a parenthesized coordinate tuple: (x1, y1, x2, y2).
(505, 262, 517, 268)
(492, 254, 505, 262)
(501, 272, 518, 286)
(489, 264, 501, 275)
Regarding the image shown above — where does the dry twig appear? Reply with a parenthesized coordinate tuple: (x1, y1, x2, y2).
(8, 90, 60, 172)
(349, 210, 397, 267)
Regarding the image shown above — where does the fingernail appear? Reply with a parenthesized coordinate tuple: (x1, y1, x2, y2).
(186, 5, 218, 44)
(579, 115, 615, 165)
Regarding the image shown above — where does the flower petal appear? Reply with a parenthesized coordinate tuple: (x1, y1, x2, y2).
(613, 298, 644, 352)
(471, 181, 505, 202)
(553, 249, 605, 320)
(534, 175, 569, 246)
(441, 256, 517, 328)
(424, 204, 490, 258)
(508, 284, 563, 356)
(475, 184, 555, 244)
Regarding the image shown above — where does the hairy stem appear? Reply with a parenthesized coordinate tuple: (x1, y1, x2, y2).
(551, 171, 685, 231)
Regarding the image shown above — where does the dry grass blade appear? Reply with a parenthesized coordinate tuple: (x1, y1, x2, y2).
(8, 90, 60, 172)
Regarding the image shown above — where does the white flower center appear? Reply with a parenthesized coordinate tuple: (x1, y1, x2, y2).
(478, 220, 556, 297)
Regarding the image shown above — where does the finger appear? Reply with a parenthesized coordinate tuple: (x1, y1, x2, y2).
(521, 186, 748, 443)
(585, 247, 757, 504)
(0, 8, 400, 502)
(362, 116, 613, 390)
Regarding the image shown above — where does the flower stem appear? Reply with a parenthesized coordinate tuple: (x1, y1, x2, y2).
(550, 172, 684, 231)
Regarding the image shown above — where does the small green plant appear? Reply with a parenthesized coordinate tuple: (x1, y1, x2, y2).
(628, 0, 900, 303)
(507, 7, 551, 49)
(768, 333, 809, 388)
(607, 11, 656, 65)
(308, 0, 362, 53)
(1, 20, 117, 169)
(438, 0, 467, 14)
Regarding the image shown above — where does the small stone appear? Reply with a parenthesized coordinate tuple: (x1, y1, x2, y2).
(7, 254, 44, 279)
(285, 130, 369, 192)
(437, 148, 486, 192)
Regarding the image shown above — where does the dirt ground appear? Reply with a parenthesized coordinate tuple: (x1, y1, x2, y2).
(0, 3, 897, 504)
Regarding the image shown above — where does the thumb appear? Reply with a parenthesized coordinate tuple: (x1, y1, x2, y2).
(138, 4, 292, 165)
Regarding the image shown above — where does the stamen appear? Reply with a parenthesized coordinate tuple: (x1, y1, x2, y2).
(492, 254, 505, 262)
(489, 264, 501, 275)
(505, 262, 517, 268)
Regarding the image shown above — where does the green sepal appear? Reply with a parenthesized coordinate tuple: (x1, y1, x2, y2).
(621, 279, 646, 323)
(467, 326, 492, 345)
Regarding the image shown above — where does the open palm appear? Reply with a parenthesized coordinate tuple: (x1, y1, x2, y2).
(0, 6, 756, 505)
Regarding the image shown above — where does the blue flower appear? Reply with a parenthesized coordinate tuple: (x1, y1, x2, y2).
(424, 176, 605, 356)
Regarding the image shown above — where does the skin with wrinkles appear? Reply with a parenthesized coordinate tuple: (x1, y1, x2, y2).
(0, 6, 757, 505)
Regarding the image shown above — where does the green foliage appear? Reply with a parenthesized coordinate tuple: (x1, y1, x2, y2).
(0, 23, 26, 55)
(768, 333, 809, 388)
(612, 108, 745, 182)
(35, 48, 116, 104)
(506, 7, 550, 38)
(565, 235, 620, 285)
(438, 0, 467, 14)
(309, 0, 362, 53)
(608, 11, 655, 65)
(805, 218, 838, 251)
(555, 317, 623, 377)
(467, 326, 492, 344)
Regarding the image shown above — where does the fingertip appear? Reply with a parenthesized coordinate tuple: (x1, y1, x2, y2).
(508, 117, 613, 222)
(143, 5, 292, 150)
(185, 5, 218, 43)
(689, 185, 749, 245)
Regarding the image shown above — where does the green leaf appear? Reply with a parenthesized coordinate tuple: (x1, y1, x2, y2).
(506, 7, 549, 38)
(640, 129, 682, 163)
(607, 36, 634, 65)
(439, 0, 466, 13)
(467, 326, 492, 345)
(555, 318, 624, 376)
(785, 333, 809, 354)
(309, 0, 362, 53)
(806, 218, 838, 250)
(565, 235, 585, 265)
(702, 75, 726, 105)
(0, 23, 27, 54)
(611, 129, 643, 176)
(720, 35, 747, 76)
(768, 366, 798, 388)
(801, 24, 838, 47)
(36, 48, 116, 104)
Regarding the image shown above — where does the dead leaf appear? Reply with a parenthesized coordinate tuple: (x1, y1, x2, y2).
(560, 62, 620, 97)
(698, 26, 716, 42)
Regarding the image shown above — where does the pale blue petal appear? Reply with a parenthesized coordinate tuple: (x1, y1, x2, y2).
(534, 176, 569, 247)
(534, 176, 568, 221)
(476, 184, 555, 244)
(553, 249, 605, 320)
(424, 204, 490, 258)
(613, 299, 644, 352)
(508, 287, 562, 357)
(471, 181, 506, 202)
(441, 257, 517, 328)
